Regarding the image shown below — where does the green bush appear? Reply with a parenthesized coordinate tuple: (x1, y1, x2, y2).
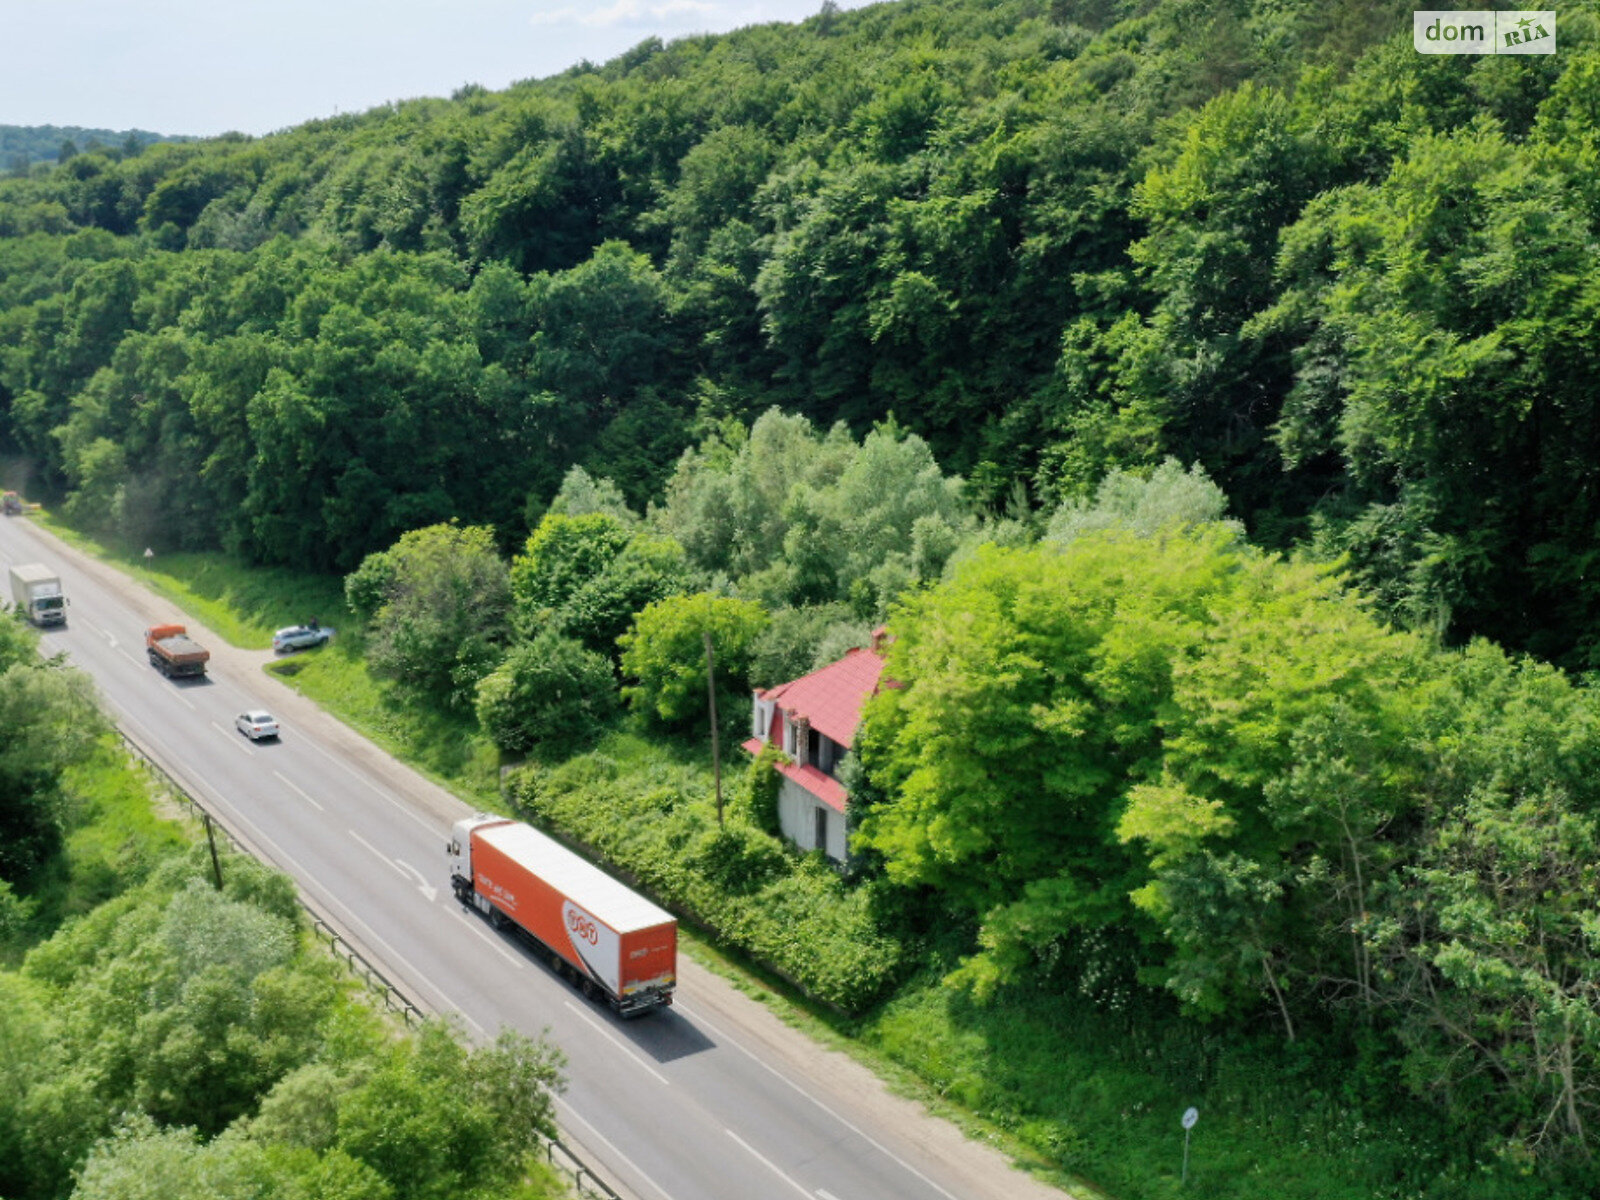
(344, 523, 512, 708)
(686, 824, 789, 895)
(474, 631, 618, 756)
(729, 742, 785, 838)
(507, 754, 904, 1011)
(509, 512, 632, 637)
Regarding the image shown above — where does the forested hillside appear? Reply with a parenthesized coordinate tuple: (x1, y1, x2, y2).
(2, 0, 1597, 663)
(0, 125, 174, 176)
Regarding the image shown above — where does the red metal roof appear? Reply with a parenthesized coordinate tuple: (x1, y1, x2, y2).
(783, 761, 848, 812)
(739, 737, 849, 813)
(756, 645, 886, 748)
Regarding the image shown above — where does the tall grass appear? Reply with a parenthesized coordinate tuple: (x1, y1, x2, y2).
(861, 977, 1511, 1200)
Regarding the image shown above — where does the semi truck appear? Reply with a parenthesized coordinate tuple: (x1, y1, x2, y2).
(8, 564, 67, 626)
(449, 815, 677, 1016)
(145, 624, 210, 678)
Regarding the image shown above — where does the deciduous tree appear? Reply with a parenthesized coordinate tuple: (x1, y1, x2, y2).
(345, 522, 511, 706)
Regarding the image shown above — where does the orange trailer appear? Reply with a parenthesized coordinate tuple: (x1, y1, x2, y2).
(449, 816, 676, 1016)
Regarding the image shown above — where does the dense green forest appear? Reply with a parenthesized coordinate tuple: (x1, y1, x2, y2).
(7, 0, 1600, 1193)
(2, 0, 1598, 665)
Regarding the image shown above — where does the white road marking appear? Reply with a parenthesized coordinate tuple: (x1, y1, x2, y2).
(725, 1128, 813, 1200)
(300, 737, 438, 835)
(172, 689, 195, 711)
(395, 859, 438, 902)
(454, 909, 525, 966)
(349, 828, 408, 880)
(350, 841, 439, 906)
(213, 720, 253, 756)
(272, 770, 324, 811)
(563, 1001, 671, 1087)
(818, 1190, 845, 1200)
(557, 1099, 679, 1200)
(678, 1003, 963, 1200)
(78, 615, 114, 644)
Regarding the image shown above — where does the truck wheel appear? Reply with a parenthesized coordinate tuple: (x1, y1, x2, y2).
(551, 951, 567, 977)
(581, 978, 598, 1001)
(488, 907, 507, 931)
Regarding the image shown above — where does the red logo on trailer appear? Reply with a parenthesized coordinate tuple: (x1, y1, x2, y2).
(566, 907, 599, 945)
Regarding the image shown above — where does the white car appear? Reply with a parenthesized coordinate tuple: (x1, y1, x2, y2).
(236, 710, 280, 741)
(272, 624, 332, 653)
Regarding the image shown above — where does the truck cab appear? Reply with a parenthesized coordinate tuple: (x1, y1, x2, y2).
(448, 814, 509, 913)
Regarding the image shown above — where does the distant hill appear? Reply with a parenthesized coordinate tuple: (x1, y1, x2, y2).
(0, 123, 186, 174)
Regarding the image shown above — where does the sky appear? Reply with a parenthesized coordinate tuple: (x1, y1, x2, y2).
(0, 0, 873, 139)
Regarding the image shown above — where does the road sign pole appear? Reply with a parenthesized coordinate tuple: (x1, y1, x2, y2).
(1181, 1106, 1199, 1186)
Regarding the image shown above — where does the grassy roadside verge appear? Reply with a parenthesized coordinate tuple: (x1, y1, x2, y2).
(264, 646, 502, 806)
(24, 529, 1538, 1200)
(32, 515, 502, 804)
(34, 512, 350, 649)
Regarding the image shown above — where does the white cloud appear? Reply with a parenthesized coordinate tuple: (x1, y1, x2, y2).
(530, 0, 716, 28)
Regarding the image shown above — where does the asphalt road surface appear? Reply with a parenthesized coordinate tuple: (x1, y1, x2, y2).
(1, 515, 1073, 1200)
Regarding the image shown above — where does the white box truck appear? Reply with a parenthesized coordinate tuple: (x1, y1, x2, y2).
(8, 564, 66, 626)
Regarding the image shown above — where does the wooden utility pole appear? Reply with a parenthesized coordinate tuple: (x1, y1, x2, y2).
(202, 812, 224, 890)
(704, 628, 723, 827)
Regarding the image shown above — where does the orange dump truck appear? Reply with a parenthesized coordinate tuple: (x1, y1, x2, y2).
(145, 624, 210, 678)
(448, 816, 677, 1016)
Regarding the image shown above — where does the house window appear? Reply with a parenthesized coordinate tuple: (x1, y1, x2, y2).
(783, 718, 798, 757)
(808, 727, 823, 771)
(814, 805, 829, 853)
(816, 735, 843, 776)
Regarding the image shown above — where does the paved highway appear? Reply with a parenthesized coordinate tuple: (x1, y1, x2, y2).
(1, 515, 1069, 1200)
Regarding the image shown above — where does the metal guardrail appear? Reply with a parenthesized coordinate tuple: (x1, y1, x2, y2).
(541, 1137, 625, 1200)
(115, 729, 623, 1200)
(310, 918, 425, 1026)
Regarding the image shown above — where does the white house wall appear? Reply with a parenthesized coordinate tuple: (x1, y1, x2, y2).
(776, 776, 849, 863)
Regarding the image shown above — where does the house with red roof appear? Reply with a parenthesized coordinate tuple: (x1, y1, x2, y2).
(740, 633, 888, 863)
